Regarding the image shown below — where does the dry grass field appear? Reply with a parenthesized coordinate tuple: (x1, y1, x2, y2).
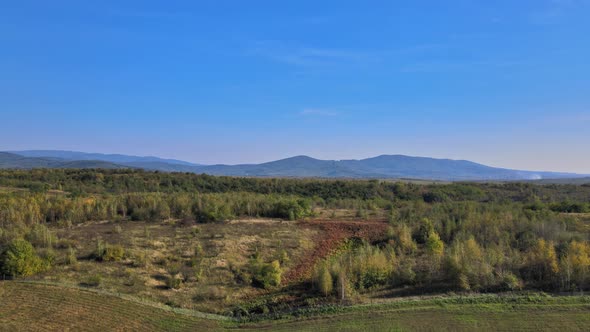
(31, 219, 319, 313)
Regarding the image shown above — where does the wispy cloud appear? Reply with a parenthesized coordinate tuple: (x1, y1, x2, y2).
(299, 108, 339, 117)
(248, 41, 377, 67)
(247, 41, 446, 68)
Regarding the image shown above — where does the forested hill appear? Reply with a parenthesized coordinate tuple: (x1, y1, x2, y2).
(3, 151, 588, 181)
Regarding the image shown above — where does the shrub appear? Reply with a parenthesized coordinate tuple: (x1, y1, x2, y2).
(349, 245, 393, 290)
(65, 247, 77, 265)
(82, 274, 102, 287)
(0, 238, 46, 277)
(278, 249, 289, 265)
(166, 275, 183, 289)
(447, 237, 493, 291)
(422, 190, 449, 203)
(55, 238, 77, 249)
(355, 208, 368, 219)
(123, 270, 141, 287)
(252, 260, 282, 289)
(113, 225, 122, 234)
(273, 199, 312, 220)
(502, 272, 523, 291)
(192, 264, 205, 283)
(393, 254, 416, 285)
(394, 224, 417, 254)
(317, 243, 394, 292)
(458, 273, 471, 291)
(94, 240, 125, 262)
(103, 244, 125, 261)
(524, 239, 559, 285)
(414, 218, 435, 244)
(193, 243, 204, 258)
(550, 202, 590, 213)
(166, 261, 182, 275)
(94, 239, 106, 260)
(130, 250, 148, 268)
(38, 248, 56, 267)
(426, 231, 444, 258)
(317, 265, 333, 296)
(25, 224, 56, 248)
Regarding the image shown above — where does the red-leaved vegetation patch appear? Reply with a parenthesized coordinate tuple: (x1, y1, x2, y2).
(283, 219, 389, 284)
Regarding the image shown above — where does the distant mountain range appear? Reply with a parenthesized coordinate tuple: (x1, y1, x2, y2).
(12, 150, 199, 166)
(1, 150, 588, 181)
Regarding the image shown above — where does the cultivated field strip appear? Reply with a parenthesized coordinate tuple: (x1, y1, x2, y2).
(0, 282, 223, 332)
(2, 281, 590, 331)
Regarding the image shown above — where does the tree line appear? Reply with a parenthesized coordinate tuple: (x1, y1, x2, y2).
(1, 169, 589, 204)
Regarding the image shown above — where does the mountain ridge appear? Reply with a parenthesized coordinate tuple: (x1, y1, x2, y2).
(10, 150, 199, 166)
(0, 152, 126, 169)
(2, 150, 587, 181)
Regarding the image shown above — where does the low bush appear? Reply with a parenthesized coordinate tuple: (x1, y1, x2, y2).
(251, 260, 282, 289)
(0, 238, 47, 277)
(103, 244, 125, 262)
(166, 275, 182, 289)
(93, 240, 125, 262)
(82, 274, 102, 287)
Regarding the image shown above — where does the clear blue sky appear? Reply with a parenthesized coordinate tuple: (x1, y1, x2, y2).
(1, 1, 589, 173)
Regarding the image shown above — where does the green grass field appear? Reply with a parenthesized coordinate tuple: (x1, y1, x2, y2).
(242, 300, 590, 331)
(2, 281, 590, 331)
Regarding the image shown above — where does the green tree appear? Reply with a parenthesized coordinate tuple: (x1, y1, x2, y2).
(415, 218, 435, 244)
(318, 265, 333, 296)
(425, 231, 444, 280)
(425, 231, 444, 258)
(252, 260, 282, 289)
(525, 238, 559, 286)
(561, 241, 590, 290)
(447, 237, 493, 290)
(0, 238, 45, 277)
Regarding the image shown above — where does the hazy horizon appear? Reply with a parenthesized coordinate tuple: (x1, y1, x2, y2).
(1, 1, 589, 173)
